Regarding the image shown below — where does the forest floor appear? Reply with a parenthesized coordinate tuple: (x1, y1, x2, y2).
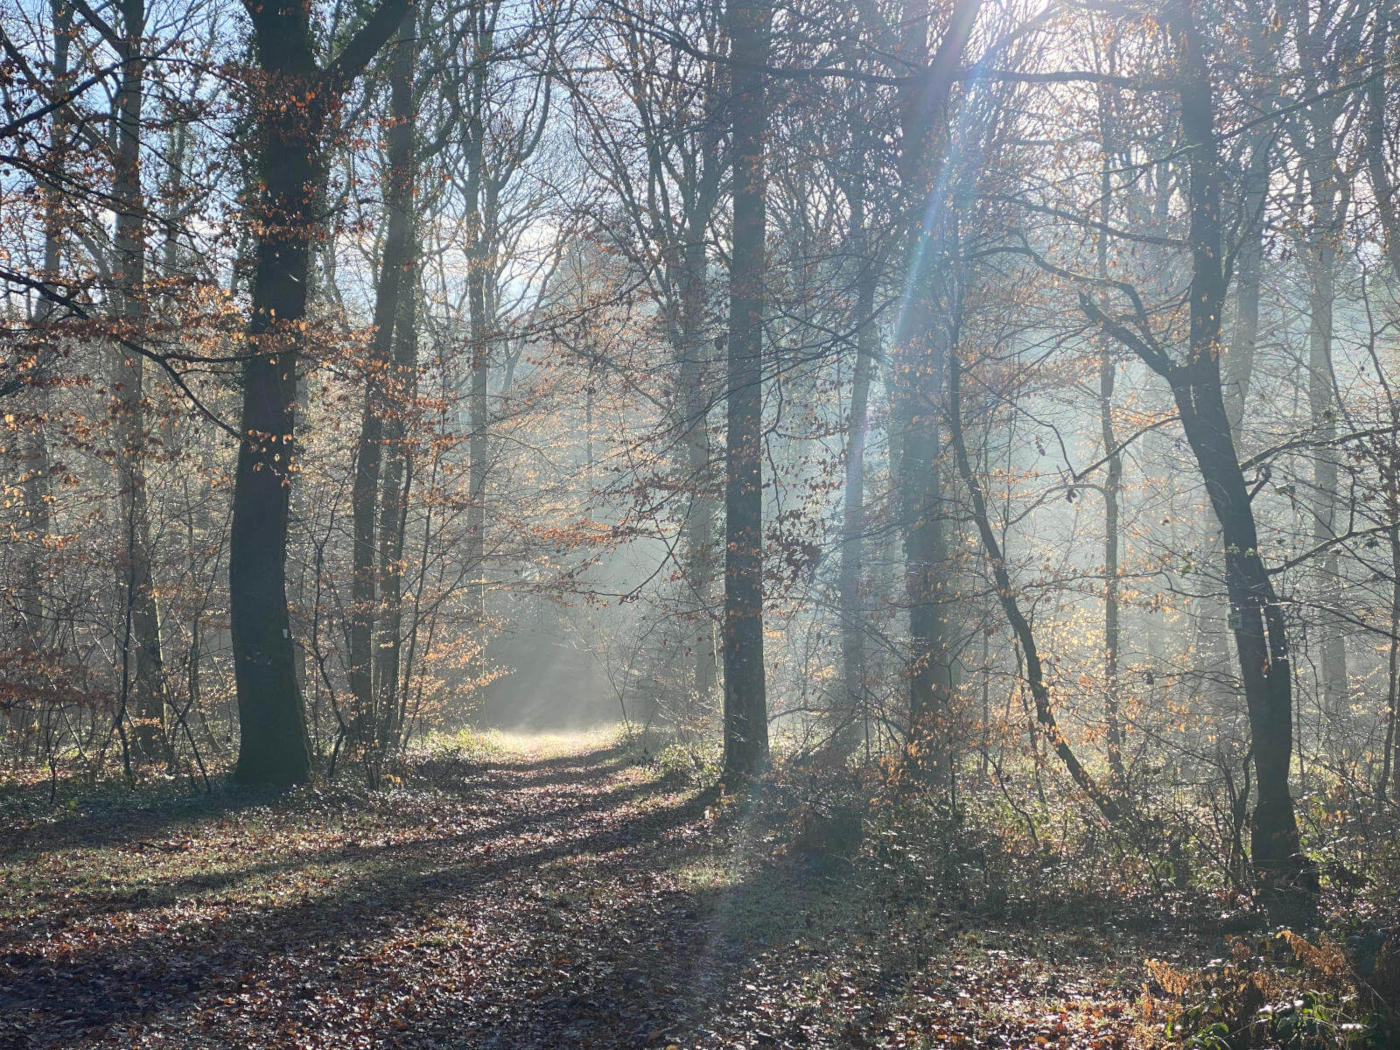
(0, 731, 1204, 1049)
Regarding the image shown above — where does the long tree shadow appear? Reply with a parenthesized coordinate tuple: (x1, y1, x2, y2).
(9, 771, 684, 938)
(1, 741, 641, 861)
(423, 827, 871, 1048)
(0, 781, 291, 860)
(0, 743, 721, 1048)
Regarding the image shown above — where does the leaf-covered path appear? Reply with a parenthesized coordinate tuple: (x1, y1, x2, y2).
(1, 736, 1157, 1049)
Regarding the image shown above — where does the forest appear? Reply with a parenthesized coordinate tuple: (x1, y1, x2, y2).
(2, 0, 1400, 1046)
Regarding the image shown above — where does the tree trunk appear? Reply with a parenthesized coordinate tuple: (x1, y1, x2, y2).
(1383, 507, 1400, 800)
(229, 15, 319, 785)
(679, 230, 718, 709)
(950, 348, 1125, 826)
(721, 0, 773, 779)
(889, 0, 980, 779)
(1306, 189, 1347, 744)
(21, 0, 72, 650)
(463, 40, 492, 645)
(111, 0, 168, 764)
(1095, 69, 1123, 780)
(229, 0, 406, 787)
(376, 248, 419, 752)
(1088, 2, 1315, 914)
(1369, 3, 1400, 796)
(839, 189, 877, 749)
(1224, 132, 1268, 438)
(350, 15, 415, 730)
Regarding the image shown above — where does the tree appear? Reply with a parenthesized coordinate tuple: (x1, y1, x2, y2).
(566, 0, 728, 719)
(350, 8, 417, 755)
(230, 0, 411, 788)
(103, 0, 170, 765)
(721, 0, 774, 778)
(1081, 0, 1317, 915)
(837, 161, 880, 750)
(886, 0, 981, 779)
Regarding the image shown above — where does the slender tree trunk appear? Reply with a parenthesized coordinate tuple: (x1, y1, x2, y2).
(679, 230, 717, 709)
(466, 273, 489, 632)
(1090, 3, 1315, 913)
(1306, 190, 1347, 743)
(721, 0, 773, 778)
(1174, 4, 1315, 910)
(350, 15, 415, 728)
(1224, 133, 1268, 438)
(839, 189, 877, 747)
(1099, 353, 1123, 778)
(1367, 2, 1400, 797)
(463, 43, 492, 644)
(950, 349, 1124, 826)
(1096, 70, 1123, 780)
(21, 0, 73, 651)
(111, 0, 168, 764)
(1367, 4, 1400, 276)
(376, 254, 418, 751)
(1383, 506, 1400, 799)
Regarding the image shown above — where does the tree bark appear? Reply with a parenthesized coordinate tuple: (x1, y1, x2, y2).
(950, 348, 1125, 826)
(1095, 65, 1123, 780)
(21, 0, 72, 650)
(721, 0, 773, 778)
(1086, 2, 1316, 914)
(1368, 2, 1400, 796)
(1305, 199, 1346, 740)
(231, 0, 407, 787)
(111, 0, 168, 764)
(679, 230, 718, 709)
(350, 14, 415, 732)
(1224, 132, 1268, 438)
(463, 27, 492, 644)
(376, 240, 419, 752)
(889, 0, 980, 779)
(839, 186, 877, 749)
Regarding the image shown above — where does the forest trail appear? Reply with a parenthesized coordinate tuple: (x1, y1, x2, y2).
(1, 735, 1154, 1049)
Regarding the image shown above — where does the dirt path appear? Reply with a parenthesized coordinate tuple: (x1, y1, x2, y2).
(1, 736, 1153, 1049)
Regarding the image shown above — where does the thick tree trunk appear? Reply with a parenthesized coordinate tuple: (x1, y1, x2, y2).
(721, 0, 773, 778)
(229, 0, 406, 787)
(889, 0, 980, 778)
(111, 0, 168, 764)
(230, 9, 325, 788)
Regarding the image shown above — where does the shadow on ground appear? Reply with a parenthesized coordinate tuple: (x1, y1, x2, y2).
(0, 740, 836, 1049)
(0, 739, 1155, 1050)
